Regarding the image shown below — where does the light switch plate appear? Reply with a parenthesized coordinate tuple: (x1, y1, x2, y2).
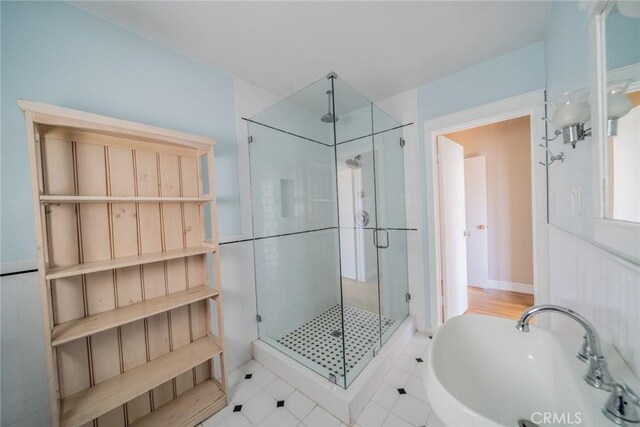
(570, 185, 582, 215)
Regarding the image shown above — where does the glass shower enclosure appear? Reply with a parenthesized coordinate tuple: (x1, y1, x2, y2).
(248, 73, 410, 388)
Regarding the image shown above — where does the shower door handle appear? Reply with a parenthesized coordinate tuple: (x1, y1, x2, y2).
(373, 228, 390, 249)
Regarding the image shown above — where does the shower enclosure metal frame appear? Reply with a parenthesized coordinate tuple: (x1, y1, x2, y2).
(246, 73, 412, 389)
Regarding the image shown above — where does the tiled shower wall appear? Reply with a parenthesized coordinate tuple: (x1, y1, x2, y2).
(247, 103, 342, 341)
(247, 124, 336, 238)
(254, 230, 341, 339)
(218, 242, 260, 372)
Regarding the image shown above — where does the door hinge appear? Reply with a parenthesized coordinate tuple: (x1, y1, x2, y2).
(248, 136, 254, 144)
(440, 280, 444, 297)
(256, 314, 262, 322)
(405, 292, 411, 303)
(328, 373, 337, 384)
(400, 137, 406, 148)
(373, 346, 380, 357)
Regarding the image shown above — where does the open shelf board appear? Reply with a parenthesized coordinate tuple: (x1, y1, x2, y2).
(46, 246, 216, 280)
(60, 336, 222, 427)
(52, 286, 219, 346)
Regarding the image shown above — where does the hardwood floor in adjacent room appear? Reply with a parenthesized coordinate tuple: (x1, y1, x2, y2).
(466, 286, 534, 320)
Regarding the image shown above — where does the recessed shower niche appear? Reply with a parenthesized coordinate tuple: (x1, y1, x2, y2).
(246, 73, 411, 388)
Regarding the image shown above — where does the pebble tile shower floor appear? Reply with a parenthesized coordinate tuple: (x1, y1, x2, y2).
(277, 304, 395, 377)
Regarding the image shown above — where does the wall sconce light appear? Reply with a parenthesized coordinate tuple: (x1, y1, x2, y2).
(545, 89, 591, 148)
(606, 79, 633, 136)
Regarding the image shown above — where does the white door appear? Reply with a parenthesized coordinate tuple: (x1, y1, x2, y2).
(437, 136, 469, 318)
(464, 156, 489, 288)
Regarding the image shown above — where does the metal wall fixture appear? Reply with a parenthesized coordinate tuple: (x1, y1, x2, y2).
(542, 121, 591, 148)
(545, 88, 592, 148)
(538, 143, 565, 166)
(373, 228, 390, 249)
(356, 210, 370, 227)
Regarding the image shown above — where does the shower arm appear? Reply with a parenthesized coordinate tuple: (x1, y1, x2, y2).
(327, 91, 331, 115)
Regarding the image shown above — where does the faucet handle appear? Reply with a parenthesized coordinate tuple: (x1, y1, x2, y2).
(585, 355, 614, 390)
(577, 334, 590, 364)
(603, 381, 640, 424)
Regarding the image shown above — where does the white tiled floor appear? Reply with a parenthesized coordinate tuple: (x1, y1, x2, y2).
(199, 332, 444, 427)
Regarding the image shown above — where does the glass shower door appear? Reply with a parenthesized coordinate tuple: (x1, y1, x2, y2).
(247, 73, 410, 389)
(247, 76, 347, 387)
(333, 77, 382, 387)
(372, 105, 410, 344)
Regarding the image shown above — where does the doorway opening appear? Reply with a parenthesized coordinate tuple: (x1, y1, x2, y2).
(338, 153, 379, 314)
(437, 116, 534, 321)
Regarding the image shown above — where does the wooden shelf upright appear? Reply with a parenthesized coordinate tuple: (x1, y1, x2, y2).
(20, 99, 228, 427)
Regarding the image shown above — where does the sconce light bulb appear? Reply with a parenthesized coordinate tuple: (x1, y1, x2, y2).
(607, 91, 632, 120)
(552, 102, 591, 130)
(607, 80, 633, 120)
(617, 0, 640, 18)
(550, 88, 591, 130)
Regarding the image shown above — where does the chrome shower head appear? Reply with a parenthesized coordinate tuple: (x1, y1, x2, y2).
(321, 90, 338, 123)
(345, 154, 362, 168)
(321, 113, 338, 123)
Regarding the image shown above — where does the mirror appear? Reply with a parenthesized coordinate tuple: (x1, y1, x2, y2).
(603, 3, 640, 223)
(544, 0, 640, 264)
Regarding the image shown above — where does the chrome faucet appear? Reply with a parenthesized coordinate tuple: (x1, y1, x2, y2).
(515, 305, 613, 390)
(516, 305, 640, 425)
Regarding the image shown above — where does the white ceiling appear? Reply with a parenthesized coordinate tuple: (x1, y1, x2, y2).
(73, 1, 552, 102)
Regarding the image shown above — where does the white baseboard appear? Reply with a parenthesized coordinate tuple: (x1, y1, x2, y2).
(481, 280, 534, 295)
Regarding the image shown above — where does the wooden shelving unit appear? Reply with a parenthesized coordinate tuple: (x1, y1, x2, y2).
(130, 380, 226, 427)
(51, 286, 220, 346)
(40, 195, 215, 204)
(60, 336, 222, 427)
(46, 246, 216, 280)
(20, 99, 228, 427)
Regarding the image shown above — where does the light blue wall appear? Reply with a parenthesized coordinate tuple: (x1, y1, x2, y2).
(544, 0, 590, 100)
(1, 1, 240, 266)
(418, 42, 546, 121)
(606, 11, 640, 70)
(416, 41, 546, 329)
(544, 0, 593, 239)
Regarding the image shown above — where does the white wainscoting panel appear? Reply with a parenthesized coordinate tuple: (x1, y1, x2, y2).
(219, 241, 259, 370)
(549, 225, 640, 376)
(0, 271, 51, 427)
